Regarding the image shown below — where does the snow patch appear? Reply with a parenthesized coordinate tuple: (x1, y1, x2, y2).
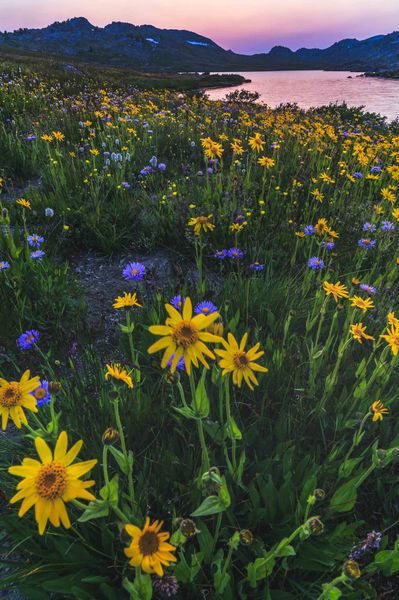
(186, 40, 209, 47)
(146, 38, 159, 44)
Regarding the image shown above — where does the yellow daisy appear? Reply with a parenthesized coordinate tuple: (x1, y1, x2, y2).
(215, 332, 268, 390)
(323, 281, 349, 302)
(188, 215, 215, 236)
(371, 400, 389, 422)
(0, 370, 40, 430)
(105, 364, 134, 388)
(350, 296, 374, 312)
(16, 198, 31, 209)
(124, 517, 177, 576)
(380, 325, 399, 356)
(8, 431, 97, 534)
(148, 297, 221, 374)
(113, 292, 142, 309)
(350, 323, 375, 344)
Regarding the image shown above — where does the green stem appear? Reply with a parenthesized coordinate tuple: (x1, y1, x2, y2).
(113, 398, 136, 508)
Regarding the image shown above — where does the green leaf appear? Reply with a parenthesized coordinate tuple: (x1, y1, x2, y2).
(173, 406, 196, 419)
(191, 495, 226, 517)
(329, 480, 357, 513)
(99, 475, 119, 508)
(78, 499, 109, 522)
(227, 415, 242, 440)
(194, 368, 209, 418)
(109, 446, 133, 476)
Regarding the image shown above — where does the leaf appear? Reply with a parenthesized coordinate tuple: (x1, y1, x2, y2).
(109, 446, 133, 476)
(338, 456, 363, 478)
(173, 405, 196, 419)
(99, 475, 119, 508)
(329, 480, 357, 513)
(194, 368, 209, 418)
(78, 499, 109, 522)
(226, 415, 242, 440)
(191, 495, 226, 517)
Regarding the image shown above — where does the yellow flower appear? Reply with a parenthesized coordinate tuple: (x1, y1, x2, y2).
(392, 208, 399, 221)
(350, 323, 375, 344)
(248, 133, 265, 152)
(315, 218, 328, 235)
(371, 400, 389, 422)
(351, 277, 361, 285)
(16, 198, 31, 209)
(258, 156, 275, 168)
(188, 215, 215, 236)
(41, 134, 53, 142)
(204, 141, 224, 159)
(8, 431, 97, 535)
(344, 560, 361, 580)
(323, 281, 349, 302)
(105, 364, 134, 388)
(113, 292, 142, 309)
(52, 131, 65, 141)
(231, 139, 245, 155)
(350, 296, 374, 312)
(215, 332, 268, 390)
(124, 517, 177, 576)
(148, 297, 221, 374)
(0, 370, 40, 430)
(388, 312, 399, 327)
(380, 324, 399, 356)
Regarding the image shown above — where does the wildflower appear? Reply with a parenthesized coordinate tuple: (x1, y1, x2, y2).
(8, 431, 96, 534)
(248, 133, 265, 152)
(381, 220, 395, 232)
(170, 295, 183, 310)
(105, 364, 134, 388)
(52, 131, 65, 141)
(239, 529, 254, 545)
(321, 241, 335, 250)
(167, 354, 185, 372)
(227, 248, 244, 259)
(0, 261, 10, 270)
(215, 332, 268, 390)
(258, 156, 275, 168)
(113, 292, 142, 309)
(350, 296, 374, 312)
(250, 262, 265, 271)
(349, 531, 382, 560)
(194, 301, 218, 316)
(31, 380, 51, 407)
(158, 163, 166, 171)
(16, 198, 31, 209)
(359, 284, 376, 295)
(31, 250, 45, 260)
(27, 234, 44, 248)
(308, 257, 324, 270)
(388, 312, 399, 327)
(122, 262, 146, 281)
(188, 215, 215, 236)
(0, 370, 40, 430)
(17, 329, 39, 350)
(323, 281, 349, 302)
(371, 400, 389, 422)
(380, 324, 399, 355)
(214, 249, 227, 259)
(343, 560, 361, 580)
(362, 223, 376, 233)
(152, 575, 179, 598)
(124, 518, 177, 575)
(358, 238, 376, 249)
(315, 218, 328, 235)
(102, 427, 119, 445)
(352, 277, 361, 285)
(392, 208, 399, 221)
(350, 323, 375, 344)
(148, 297, 221, 374)
(231, 139, 245, 155)
(304, 225, 315, 236)
(45, 208, 54, 218)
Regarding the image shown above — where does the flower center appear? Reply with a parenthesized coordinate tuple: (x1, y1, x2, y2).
(131, 269, 139, 275)
(233, 352, 249, 370)
(35, 462, 67, 500)
(138, 530, 160, 556)
(172, 321, 199, 348)
(0, 383, 22, 407)
(34, 387, 47, 400)
(197, 217, 209, 224)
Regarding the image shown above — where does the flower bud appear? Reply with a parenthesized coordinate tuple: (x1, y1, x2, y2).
(314, 488, 326, 500)
(179, 518, 199, 538)
(48, 381, 61, 394)
(343, 560, 361, 580)
(308, 517, 325, 536)
(239, 529, 254, 545)
(102, 427, 119, 445)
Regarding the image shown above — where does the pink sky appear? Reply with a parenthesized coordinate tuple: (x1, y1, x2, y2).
(0, 0, 398, 53)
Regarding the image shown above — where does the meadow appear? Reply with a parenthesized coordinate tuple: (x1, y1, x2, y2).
(1, 62, 399, 599)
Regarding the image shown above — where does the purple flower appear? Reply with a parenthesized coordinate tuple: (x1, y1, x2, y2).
(359, 284, 376, 295)
(167, 354, 185, 372)
(304, 225, 315, 236)
(122, 262, 146, 281)
(194, 301, 218, 316)
(353, 171, 363, 179)
(214, 249, 227, 260)
(308, 256, 325, 270)
(362, 223, 376, 233)
(158, 163, 167, 171)
(170, 295, 183, 310)
(0, 261, 10, 270)
(228, 248, 244, 259)
(349, 531, 382, 560)
(358, 238, 376, 249)
(381, 220, 395, 232)
(17, 329, 40, 350)
(371, 165, 381, 173)
(152, 574, 179, 598)
(321, 241, 335, 250)
(31, 380, 51, 407)
(121, 181, 130, 188)
(31, 250, 45, 260)
(140, 166, 154, 176)
(27, 233, 44, 247)
(234, 214, 245, 224)
(250, 262, 265, 271)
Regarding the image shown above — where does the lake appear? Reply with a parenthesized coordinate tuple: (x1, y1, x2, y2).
(206, 70, 399, 121)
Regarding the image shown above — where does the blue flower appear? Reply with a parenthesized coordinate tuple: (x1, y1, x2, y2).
(371, 165, 382, 173)
(304, 225, 315, 236)
(250, 262, 265, 271)
(31, 380, 51, 407)
(353, 171, 363, 179)
(381, 220, 395, 232)
(0, 261, 10, 270)
(358, 238, 376, 249)
(362, 223, 376, 233)
(321, 241, 335, 250)
(167, 354, 185, 371)
(17, 329, 40, 350)
(31, 250, 45, 260)
(123, 262, 146, 281)
(228, 248, 244, 259)
(308, 257, 325, 270)
(170, 295, 183, 310)
(360, 284, 377, 295)
(214, 249, 227, 259)
(194, 301, 218, 316)
(158, 163, 167, 171)
(27, 233, 44, 247)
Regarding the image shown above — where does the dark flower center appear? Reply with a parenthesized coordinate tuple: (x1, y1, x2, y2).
(0, 383, 22, 407)
(233, 352, 249, 369)
(139, 530, 160, 556)
(35, 462, 67, 500)
(173, 321, 199, 348)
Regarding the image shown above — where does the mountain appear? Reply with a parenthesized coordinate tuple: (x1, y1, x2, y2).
(1, 18, 399, 72)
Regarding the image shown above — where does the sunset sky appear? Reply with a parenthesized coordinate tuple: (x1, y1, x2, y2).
(0, 0, 398, 54)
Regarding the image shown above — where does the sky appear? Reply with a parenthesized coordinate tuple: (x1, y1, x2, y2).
(0, 0, 398, 54)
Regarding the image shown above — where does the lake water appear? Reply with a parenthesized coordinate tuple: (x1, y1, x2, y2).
(206, 70, 399, 121)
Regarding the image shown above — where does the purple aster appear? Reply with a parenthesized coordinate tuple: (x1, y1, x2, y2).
(362, 223, 376, 233)
(0, 261, 10, 270)
(250, 262, 265, 271)
(140, 166, 154, 176)
(371, 165, 382, 173)
(304, 225, 315, 236)
(122, 262, 146, 281)
(167, 354, 185, 371)
(359, 284, 377, 295)
(353, 171, 363, 179)
(170, 295, 183, 310)
(308, 256, 325, 270)
(158, 163, 167, 171)
(214, 249, 227, 260)
(381, 220, 395, 232)
(121, 181, 130, 188)
(31, 250, 45, 260)
(194, 300, 218, 316)
(321, 241, 335, 250)
(27, 233, 44, 247)
(31, 380, 51, 407)
(358, 238, 376, 249)
(17, 329, 40, 350)
(228, 247, 244, 259)
(234, 214, 245, 224)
